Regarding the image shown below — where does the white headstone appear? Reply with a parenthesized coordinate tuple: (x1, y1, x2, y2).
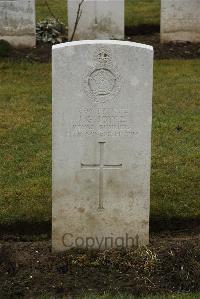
(68, 0, 124, 41)
(161, 0, 200, 43)
(52, 40, 153, 251)
(0, 0, 36, 47)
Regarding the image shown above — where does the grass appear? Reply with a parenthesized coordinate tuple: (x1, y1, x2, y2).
(36, 0, 67, 23)
(87, 295, 200, 299)
(0, 62, 51, 224)
(125, 0, 160, 27)
(36, 0, 160, 27)
(41, 293, 200, 298)
(152, 60, 200, 219)
(0, 59, 199, 225)
(85, 295, 200, 299)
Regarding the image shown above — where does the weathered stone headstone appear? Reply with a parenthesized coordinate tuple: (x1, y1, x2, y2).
(0, 0, 36, 47)
(68, 0, 124, 40)
(52, 40, 153, 251)
(161, 0, 200, 43)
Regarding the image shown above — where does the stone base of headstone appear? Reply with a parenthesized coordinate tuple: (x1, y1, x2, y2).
(161, 0, 200, 43)
(1, 35, 36, 48)
(0, 0, 36, 48)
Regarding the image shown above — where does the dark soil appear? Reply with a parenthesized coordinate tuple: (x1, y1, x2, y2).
(0, 232, 200, 298)
(1, 32, 200, 63)
(2, 42, 52, 63)
(1, 218, 200, 242)
(129, 33, 200, 59)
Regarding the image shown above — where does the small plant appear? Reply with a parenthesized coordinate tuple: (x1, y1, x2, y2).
(36, 18, 67, 44)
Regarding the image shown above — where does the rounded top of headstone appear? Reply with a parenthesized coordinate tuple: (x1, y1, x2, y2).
(53, 40, 153, 52)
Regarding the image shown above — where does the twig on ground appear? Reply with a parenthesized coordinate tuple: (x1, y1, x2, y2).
(69, 0, 85, 41)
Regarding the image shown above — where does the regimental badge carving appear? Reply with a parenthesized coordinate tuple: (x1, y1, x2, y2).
(84, 47, 121, 104)
(88, 68, 116, 96)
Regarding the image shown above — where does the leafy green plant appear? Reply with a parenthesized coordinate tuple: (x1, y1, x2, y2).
(36, 18, 67, 44)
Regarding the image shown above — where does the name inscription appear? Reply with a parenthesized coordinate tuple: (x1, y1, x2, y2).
(67, 107, 136, 137)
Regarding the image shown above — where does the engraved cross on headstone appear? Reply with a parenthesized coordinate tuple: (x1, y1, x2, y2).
(81, 142, 122, 210)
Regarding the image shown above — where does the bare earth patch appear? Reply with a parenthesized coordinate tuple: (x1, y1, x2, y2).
(0, 232, 200, 298)
(2, 32, 200, 63)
